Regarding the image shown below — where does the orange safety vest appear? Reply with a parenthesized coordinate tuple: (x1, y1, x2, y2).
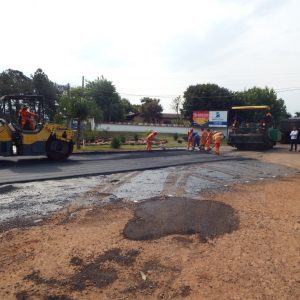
(206, 132, 213, 144)
(19, 109, 28, 128)
(201, 131, 208, 145)
(213, 132, 223, 144)
(19, 109, 38, 129)
(187, 129, 193, 141)
(147, 132, 156, 141)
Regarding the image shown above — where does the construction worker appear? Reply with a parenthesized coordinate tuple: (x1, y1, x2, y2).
(187, 128, 194, 150)
(213, 131, 224, 155)
(18, 105, 28, 129)
(205, 128, 214, 152)
(18, 105, 38, 130)
(231, 118, 240, 132)
(192, 131, 200, 150)
(200, 127, 207, 150)
(264, 112, 274, 127)
(146, 131, 157, 151)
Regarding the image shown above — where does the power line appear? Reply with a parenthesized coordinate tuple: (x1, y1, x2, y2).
(275, 87, 300, 93)
(69, 83, 300, 99)
(119, 92, 177, 99)
(120, 87, 300, 99)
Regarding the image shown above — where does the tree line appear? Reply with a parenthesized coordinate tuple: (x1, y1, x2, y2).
(0, 69, 164, 125)
(181, 83, 291, 126)
(0, 69, 294, 129)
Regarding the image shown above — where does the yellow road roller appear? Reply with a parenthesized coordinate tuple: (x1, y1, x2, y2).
(0, 95, 74, 160)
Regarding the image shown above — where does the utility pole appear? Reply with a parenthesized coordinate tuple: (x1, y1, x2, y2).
(82, 76, 85, 90)
(75, 76, 85, 150)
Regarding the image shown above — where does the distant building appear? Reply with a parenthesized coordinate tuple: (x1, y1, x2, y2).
(55, 84, 70, 94)
(126, 112, 184, 125)
(160, 113, 180, 124)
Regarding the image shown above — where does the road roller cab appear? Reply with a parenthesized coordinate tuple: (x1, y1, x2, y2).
(0, 95, 74, 160)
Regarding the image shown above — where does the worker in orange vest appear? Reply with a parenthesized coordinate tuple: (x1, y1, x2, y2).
(187, 128, 194, 150)
(18, 105, 38, 130)
(213, 131, 224, 155)
(200, 127, 207, 150)
(18, 105, 28, 129)
(146, 131, 157, 151)
(205, 128, 214, 152)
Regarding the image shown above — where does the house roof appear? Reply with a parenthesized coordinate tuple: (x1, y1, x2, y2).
(161, 113, 180, 119)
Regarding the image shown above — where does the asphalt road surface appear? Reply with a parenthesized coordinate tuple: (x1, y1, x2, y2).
(1, 149, 296, 229)
(0, 150, 240, 185)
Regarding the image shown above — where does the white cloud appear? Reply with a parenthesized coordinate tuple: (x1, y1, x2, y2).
(0, 0, 299, 114)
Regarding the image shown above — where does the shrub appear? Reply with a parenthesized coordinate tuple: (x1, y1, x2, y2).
(133, 134, 139, 142)
(173, 132, 179, 141)
(83, 129, 102, 143)
(182, 134, 188, 142)
(101, 129, 110, 140)
(111, 137, 121, 149)
(120, 135, 126, 144)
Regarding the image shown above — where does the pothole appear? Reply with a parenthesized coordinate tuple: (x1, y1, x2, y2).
(123, 197, 239, 241)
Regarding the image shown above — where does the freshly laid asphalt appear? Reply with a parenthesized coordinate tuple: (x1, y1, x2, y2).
(0, 150, 243, 185)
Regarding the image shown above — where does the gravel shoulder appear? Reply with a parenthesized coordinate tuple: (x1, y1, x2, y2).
(0, 147, 299, 300)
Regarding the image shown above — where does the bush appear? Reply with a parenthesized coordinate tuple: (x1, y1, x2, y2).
(120, 135, 126, 144)
(133, 134, 139, 142)
(101, 129, 110, 140)
(173, 132, 179, 141)
(111, 137, 121, 149)
(83, 129, 101, 143)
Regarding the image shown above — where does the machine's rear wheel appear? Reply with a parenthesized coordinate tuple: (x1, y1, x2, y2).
(46, 138, 73, 160)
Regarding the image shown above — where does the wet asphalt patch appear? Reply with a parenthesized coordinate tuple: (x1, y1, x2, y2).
(123, 197, 239, 241)
(16, 290, 72, 300)
(0, 184, 19, 194)
(23, 248, 140, 294)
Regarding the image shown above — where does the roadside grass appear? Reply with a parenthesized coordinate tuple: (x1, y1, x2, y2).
(74, 131, 228, 153)
(74, 131, 187, 152)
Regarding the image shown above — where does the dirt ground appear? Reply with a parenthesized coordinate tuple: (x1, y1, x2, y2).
(0, 147, 299, 300)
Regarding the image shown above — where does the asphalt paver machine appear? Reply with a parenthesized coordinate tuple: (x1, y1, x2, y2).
(0, 95, 74, 160)
(227, 105, 281, 150)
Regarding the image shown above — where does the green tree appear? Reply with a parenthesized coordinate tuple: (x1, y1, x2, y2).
(32, 68, 58, 121)
(171, 95, 183, 125)
(294, 112, 300, 117)
(0, 69, 33, 95)
(85, 76, 124, 122)
(182, 83, 239, 121)
(111, 136, 121, 149)
(58, 87, 102, 149)
(0, 69, 34, 119)
(235, 87, 290, 125)
(140, 97, 163, 123)
(120, 98, 132, 115)
(131, 104, 141, 114)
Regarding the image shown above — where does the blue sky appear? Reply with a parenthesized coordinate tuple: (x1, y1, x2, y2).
(0, 0, 299, 114)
